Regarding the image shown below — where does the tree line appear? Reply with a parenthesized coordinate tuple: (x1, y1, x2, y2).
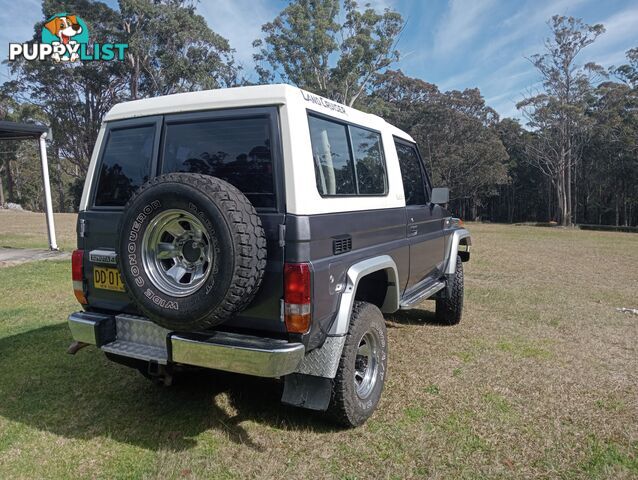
(0, 0, 636, 227)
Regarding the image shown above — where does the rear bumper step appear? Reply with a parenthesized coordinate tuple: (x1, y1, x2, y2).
(68, 312, 305, 378)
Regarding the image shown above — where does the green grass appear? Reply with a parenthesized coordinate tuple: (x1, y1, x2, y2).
(580, 436, 638, 478)
(0, 223, 637, 478)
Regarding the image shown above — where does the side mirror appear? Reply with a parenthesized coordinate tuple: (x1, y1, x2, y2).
(431, 187, 449, 205)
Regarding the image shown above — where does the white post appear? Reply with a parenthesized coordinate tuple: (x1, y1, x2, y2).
(39, 132, 58, 250)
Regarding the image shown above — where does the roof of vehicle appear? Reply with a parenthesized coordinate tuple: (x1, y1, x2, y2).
(104, 84, 414, 142)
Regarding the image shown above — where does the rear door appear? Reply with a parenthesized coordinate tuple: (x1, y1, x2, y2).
(79, 108, 286, 334)
(158, 108, 285, 333)
(394, 138, 446, 291)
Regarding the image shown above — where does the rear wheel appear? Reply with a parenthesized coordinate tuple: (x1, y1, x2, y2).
(328, 301, 388, 427)
(435, 255, 464, 325)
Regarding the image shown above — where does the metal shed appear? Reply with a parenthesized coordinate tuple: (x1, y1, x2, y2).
(0, 120, 57, 250)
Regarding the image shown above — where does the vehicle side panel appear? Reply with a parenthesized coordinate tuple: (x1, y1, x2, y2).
(285, 208, 409, 349)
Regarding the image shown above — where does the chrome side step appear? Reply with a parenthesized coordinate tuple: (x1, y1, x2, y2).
(399, 280, 446, 309)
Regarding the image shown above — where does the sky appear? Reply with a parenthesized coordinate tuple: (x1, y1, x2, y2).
(1, 0, 637, 120)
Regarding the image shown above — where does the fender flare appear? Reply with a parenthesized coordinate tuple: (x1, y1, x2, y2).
(294, 255, 399, 379)
(445, 228, 472, 275)
(329, 255, 400, 336)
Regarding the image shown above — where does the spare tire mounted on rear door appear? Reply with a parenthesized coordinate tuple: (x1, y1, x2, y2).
(118, 173, 267, 331)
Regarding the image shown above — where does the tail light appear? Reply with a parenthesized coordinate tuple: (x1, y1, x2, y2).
(72, 249, 88, 305)
(284, 263, 311, 334)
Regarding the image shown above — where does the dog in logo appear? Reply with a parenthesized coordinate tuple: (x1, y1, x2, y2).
(44, 14, 83, 61)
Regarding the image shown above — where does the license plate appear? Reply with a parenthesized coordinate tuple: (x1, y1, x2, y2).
(93, 267, 125, 292)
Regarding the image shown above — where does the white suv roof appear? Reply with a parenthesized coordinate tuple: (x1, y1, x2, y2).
(104, 84, 414, 142)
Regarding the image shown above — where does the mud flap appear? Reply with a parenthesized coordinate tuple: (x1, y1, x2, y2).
(281, 373, 332, 411)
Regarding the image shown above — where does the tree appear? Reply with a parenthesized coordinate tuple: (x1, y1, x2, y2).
(4, 0, 129, 183)
(2, 0, 239, 213)
(613, 47, 638, 88)
(494, 119, 549, 222)
(517, 16, 605, 226)
(253, 0, 403, 107)
(582, 79, 638, 225)
(0, 97, 53, 210)
(366, 70, 509, 219)
(121, 0, 239, 99)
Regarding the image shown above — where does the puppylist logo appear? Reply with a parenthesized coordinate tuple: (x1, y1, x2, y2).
(9, 13, 128, 62)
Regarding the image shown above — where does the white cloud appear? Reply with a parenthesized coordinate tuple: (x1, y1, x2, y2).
(432, 0, 498, 56)
(584, 5, 638, 67)
(478, 0, 591, 62)
(439, 68, 481, 91)
(196, 0, 280, 78)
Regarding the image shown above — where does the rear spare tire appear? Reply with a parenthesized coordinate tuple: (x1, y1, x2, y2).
(118, 173, 266, 331)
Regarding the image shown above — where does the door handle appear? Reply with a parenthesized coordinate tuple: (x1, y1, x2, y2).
(408, 224, 418, 237)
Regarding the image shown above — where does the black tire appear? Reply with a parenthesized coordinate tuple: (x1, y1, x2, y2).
(435, 255, 464, 325)
(328, 301, 388, 427)
(118, 173, 266, 331)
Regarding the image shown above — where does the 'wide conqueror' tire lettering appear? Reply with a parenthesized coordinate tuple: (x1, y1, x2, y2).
(117, 173, 267, 331)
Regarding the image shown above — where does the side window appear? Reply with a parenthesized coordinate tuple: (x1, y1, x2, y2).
(308, 115, 355, 195)
(350, 126, 386, 194)
(308, 114, 387, 196)
(162, 117, 275, 208)
(94, 125, 155, 207)
(395, 141, 426, 206)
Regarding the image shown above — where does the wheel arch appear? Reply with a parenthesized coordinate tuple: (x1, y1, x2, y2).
(294, 257, 398, 379)
(445, 228, 472, 275)
(330, 255, 399, 336)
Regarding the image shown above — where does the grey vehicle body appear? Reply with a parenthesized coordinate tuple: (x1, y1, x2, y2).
(68, 84, 471, 414)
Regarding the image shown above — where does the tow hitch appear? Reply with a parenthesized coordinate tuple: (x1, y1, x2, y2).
(67, 341, 90, 355)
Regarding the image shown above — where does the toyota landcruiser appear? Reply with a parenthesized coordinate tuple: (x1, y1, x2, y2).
(67, 84, 471, 427)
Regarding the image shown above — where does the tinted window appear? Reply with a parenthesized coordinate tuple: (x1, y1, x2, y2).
(308, 115, 355, 195)
(350, 126, 386, 194)
(94, 125, 155, 206)
(162, 117, 275, 208)
(308, 115, 387, 196)
(395, 142, 426, 205)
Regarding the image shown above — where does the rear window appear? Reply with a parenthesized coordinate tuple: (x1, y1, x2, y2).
(94, 125, 155, 206)
(308, 114, 387, 196)
(162, 117, 275, 208)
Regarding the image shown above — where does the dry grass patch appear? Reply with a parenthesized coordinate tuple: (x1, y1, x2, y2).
(0, 210, 77, 250)
(0, 222, 636, 479)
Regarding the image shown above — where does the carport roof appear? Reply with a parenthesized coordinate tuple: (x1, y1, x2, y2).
(0, 120, 48, 140)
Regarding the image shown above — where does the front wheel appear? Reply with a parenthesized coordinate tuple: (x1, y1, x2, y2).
(435, 255, 464, 325)
(328, 301, 388, 427)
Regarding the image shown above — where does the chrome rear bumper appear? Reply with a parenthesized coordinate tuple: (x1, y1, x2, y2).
(68, 311, 305, 378)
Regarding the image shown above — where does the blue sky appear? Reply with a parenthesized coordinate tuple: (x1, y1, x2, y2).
(1, 0, 637, 119)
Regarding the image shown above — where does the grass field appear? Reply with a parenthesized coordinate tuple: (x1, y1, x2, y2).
(0, 210, 78, 251)
(0, 216, 636, 479)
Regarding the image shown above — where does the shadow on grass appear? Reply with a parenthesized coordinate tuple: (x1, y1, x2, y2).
(386, 307, 454, 327)
(0, 323, 339, 452)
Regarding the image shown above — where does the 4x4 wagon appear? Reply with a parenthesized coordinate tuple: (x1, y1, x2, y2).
(68, 84, 471, 427)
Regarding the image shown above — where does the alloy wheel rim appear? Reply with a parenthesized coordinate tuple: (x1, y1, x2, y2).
(354, 330, 380, 399)
(141, 209, 213, 297)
